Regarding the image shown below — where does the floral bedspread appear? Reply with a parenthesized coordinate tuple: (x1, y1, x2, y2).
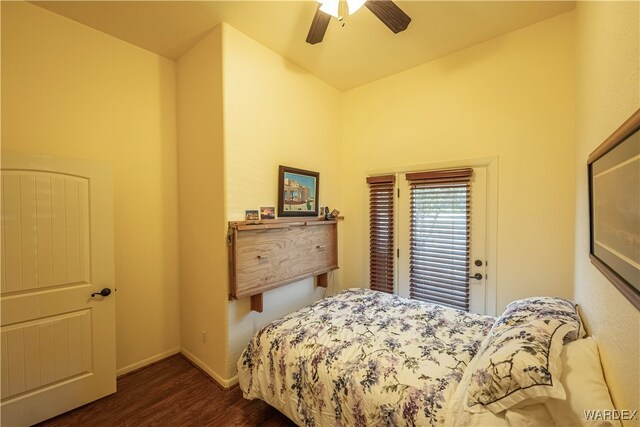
(238, 289, 496, 427)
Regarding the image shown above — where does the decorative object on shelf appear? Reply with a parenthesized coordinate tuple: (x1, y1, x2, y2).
(260, 206, 275, 220)
(324, 207, 339, 220)
(588, 108, 639, 310)
(245, 210, 259, 221)
(278, 165, 319, 217)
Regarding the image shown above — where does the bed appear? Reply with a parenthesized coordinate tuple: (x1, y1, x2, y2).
(238, 289, 619, 427)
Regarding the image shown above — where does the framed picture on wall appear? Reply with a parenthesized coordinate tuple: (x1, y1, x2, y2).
(588, 108, 640, 310)
(278, 166, 319, 217)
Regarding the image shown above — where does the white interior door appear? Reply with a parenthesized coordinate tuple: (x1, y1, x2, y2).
(1, 152, 115, 426)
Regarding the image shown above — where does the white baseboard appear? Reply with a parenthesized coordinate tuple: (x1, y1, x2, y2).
(116, 347, 181, 377)
(226, 374, 239, 387)
(180, 347, 238, 388)
(115, 347, 240, 388)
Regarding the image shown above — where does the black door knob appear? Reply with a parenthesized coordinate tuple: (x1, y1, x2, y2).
(91, 288, 112, 298)
(468, 273, 483, 280)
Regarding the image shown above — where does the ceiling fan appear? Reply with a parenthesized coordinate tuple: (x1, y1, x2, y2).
(306, 0, 411, 45)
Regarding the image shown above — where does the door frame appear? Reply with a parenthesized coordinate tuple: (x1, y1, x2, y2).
(364, 156, 499, 316)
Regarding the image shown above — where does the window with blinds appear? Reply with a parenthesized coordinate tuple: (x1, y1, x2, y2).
(367, 175, 395, 294)
(406, 169, 473, 311)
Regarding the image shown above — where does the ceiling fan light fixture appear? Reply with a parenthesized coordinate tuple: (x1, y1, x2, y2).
(347, 0, 367, 15)
(307, 0, 409, 45)
(318, 0, 339, 18)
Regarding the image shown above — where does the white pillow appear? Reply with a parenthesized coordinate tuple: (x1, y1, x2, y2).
(466, 296, 587, 414)
(466, 320, 572, 413)
(444, 336, 554, 427)
(504, 405, 556, 427)
(544, 337, 621, 427)
(443, 346, 509, 427)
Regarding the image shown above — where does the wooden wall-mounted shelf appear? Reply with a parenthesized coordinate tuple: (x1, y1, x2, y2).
(228, 218, 338, 312)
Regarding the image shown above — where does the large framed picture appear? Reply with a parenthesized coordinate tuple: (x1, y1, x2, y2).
(278, 166, 319, 217)
(588, 109, 640, 310)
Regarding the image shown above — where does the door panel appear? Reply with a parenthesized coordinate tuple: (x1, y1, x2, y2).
(1, 152, 115, 426)
(397, 166, 489, 315)
(2, 172, 90, 293)
(1, 310, 92, 399)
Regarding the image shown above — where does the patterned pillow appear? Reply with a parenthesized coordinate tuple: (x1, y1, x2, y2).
(492, 297, 585, 342)
(465, 297, 584, 414)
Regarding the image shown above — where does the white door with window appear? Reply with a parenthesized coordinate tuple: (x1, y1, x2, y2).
(396, 166, 489, 314)
(1, 152, 116, 426)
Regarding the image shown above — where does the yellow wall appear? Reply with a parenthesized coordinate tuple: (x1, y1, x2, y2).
(573, 1, 639, 416)
(221, 23, 343, 379)
(5, 3, 638, 408)
(176, 26, 229, 382)
(342, 12, 576, 313)
(1, 2, 181, 374)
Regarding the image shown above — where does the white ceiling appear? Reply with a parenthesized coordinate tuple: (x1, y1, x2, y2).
(31, 1, 575, 91)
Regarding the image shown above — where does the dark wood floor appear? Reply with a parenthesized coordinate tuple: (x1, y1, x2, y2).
(36, 354, 296, 426)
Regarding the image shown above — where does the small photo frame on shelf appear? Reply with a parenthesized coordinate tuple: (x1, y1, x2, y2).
(278, 165, 319, 217)
(245, 210, 259, 221)
(260, 206, 275, 220)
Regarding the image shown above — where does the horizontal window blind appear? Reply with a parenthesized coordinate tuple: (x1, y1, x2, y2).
(407, 168, 472, 311)
(367, 175, 395, 294)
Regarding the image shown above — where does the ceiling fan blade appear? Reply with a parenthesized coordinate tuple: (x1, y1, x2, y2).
(365, 0, 411, 34)
(306, 6, 331, 45)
